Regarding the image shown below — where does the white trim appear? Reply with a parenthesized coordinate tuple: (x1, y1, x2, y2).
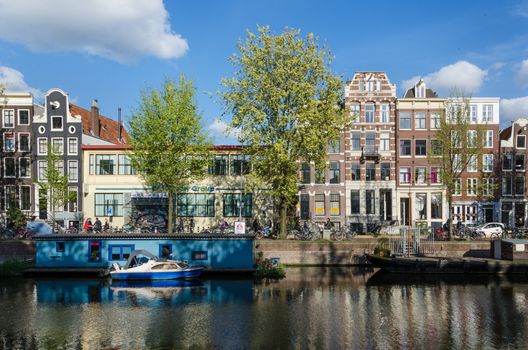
(3, 133, 15, 152)
(38, 160, 48, 182)
(51, 137, 64, 155)
(2, 109, 15, 128)
(37, 137, 48, 155)
(19, 157, 31, 178)
(50, 114, 64, 131)
(18, 133, 30, 152)
(17, 109, 30, 126)
(67, 137, 79, 155)
(4, 185, 16, 210)
(68, 160, 79, 183)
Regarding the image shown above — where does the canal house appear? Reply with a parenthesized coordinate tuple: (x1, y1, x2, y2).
(34, 234, 255, 271)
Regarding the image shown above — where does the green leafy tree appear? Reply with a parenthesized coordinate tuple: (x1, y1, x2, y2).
(221, 26, 347, 238)
(429, 92, 487, 238)
(6, 207, 27, 230)
(36, 145, 77, 232)
(128, 76, 211, 234)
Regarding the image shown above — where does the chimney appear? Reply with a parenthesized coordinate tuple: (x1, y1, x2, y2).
(91, 99, 100, 137)
(118, 107, 122, 142)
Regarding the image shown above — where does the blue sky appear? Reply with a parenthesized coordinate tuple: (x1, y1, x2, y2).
(1, 0, 528, 143)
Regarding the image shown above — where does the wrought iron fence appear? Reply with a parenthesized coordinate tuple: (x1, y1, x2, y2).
(388, 227, 436, 256)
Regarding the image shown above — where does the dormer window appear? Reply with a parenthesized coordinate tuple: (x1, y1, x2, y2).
(517, 135, 526, 149)
(415, 84, 425, 98)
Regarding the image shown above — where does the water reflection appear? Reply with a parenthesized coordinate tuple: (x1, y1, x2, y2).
(1, 268, 528, 349)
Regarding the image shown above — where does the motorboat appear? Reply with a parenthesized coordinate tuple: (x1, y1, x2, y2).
(110, 250, 204, 280)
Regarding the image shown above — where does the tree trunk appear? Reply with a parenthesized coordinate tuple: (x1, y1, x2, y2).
(280, 201, 288, 239)
(167, 192, 174, 234)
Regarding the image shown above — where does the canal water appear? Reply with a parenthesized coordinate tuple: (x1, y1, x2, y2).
(1, 267, 528, 349)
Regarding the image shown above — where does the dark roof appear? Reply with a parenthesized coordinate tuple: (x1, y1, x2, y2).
(500, 126, 512, 141)
(69, 104, 129, 144)
(403, 86, 439, 98)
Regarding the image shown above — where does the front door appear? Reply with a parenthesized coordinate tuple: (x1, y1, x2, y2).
(400, 198, 409, 226)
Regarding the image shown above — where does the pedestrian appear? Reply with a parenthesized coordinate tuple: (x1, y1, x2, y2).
(103, 219, 110, 232)
(252, 217, 260, 233)
(94, 217, 102, 233)
(325, 218, 334, 229)
(190, 217, 194, 233)
(83, 218, 93, 232)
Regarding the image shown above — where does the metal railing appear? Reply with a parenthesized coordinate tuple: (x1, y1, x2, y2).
(388, 227, 436, 256)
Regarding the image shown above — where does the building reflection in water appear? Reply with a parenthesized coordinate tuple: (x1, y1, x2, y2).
(0, 269, 528, 348)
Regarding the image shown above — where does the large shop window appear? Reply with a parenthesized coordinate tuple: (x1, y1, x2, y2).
(95, 193, 123, 217)
(230, 155, 250, 175)
(178, 193, 215, 217)
(415, 193, 427, 220)
(223, 193, 252, 217)
(109, 245, 134, 261)
(209, 155, 228, 176)
(95, 155, 116, 175)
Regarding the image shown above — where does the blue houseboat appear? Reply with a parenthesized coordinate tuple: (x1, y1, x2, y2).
(34, 233, 255, 273)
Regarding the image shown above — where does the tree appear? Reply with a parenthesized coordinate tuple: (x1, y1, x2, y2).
(221, 26, 347, 238)
(128, 76, 210, 234)
(429, 92, 487, 238)
(36, 145, 76, 232)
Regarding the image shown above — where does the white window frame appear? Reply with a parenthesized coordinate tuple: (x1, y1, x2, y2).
(51, 137, 64, 155)
(4, 185, 16, 210)
(18, 133, 30, 152)
(467, 155, 478, 172)
(430, 167, 442, 184)
(51, 115, 63, 131)
(68, 137, 78, 155)
(380, 133, 390, 152)
(19, 185, 31, 211)
(482, 178, 494, 197)
(485, 130, 493, 148)
(482, 105, 493, 122)
(467, 178, 478, 196)
(415, 167, 427, 184)
(19, 157, 31, 178)
(350, 104, 360, 123)
(365, 103, 375, 123)
(37, 137, 48, 155)
(17, 109, 30, 126)
(467, 130, 477, 147)
(380, 104, 389, 123)
(3, 158, 16, 178)
(430, 112, 441, 129)
(399, 167, 411, 184)
(68, 160, 78, 182)
(3, 133, 15, 152)
(470, 105, 477, 123)
(453, 179, 461, 196)
(483, 154, 493, 173)
(517, 135, 526, 149)
(2, 109, 15, 128)
(68, 186, 78, 213)
(415, 112, 426, 129)
(38, 160, 48, 182)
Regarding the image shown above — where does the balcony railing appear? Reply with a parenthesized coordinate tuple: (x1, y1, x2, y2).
(360, 145, 380, 163)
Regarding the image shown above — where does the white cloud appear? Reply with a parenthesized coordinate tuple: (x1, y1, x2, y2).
(501, 96, 528, 122)
(209, 118, 240, 140)
(0, 0, 188, 63)
(401, 61, 488, 95)
(516, 59, 528, 88)
(0, 66, 44, 100)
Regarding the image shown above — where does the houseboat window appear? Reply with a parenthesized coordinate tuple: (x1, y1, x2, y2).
(223, 193, 252, 217)
(95, 193, 123, 217)
(177, 193, 215, 217)
(89, 241, 102, 262)
(109, 245, 134, 261)
(159, 244, 172, 258)
(192, 251, 208, 260)
(56, 242, 65, 252)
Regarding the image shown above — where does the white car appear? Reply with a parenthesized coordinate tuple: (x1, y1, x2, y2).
(476, 223, 505, 238)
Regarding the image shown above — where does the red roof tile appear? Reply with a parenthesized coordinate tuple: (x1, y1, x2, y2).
(69, 104, 129, 144)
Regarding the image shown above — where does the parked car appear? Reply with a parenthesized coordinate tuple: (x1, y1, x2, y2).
(476, 223, 505, 238)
